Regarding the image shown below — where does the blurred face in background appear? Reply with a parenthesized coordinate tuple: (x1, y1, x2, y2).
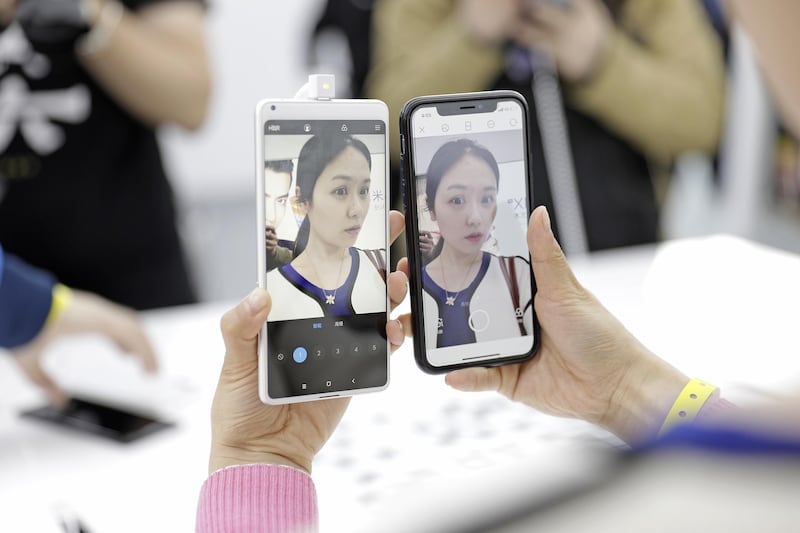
(264, 168, 292, 228)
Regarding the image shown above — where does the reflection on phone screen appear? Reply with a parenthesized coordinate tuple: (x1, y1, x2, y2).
(262, 119, 388, 398)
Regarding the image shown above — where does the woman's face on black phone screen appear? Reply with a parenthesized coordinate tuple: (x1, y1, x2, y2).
(430, 153, 498, 256)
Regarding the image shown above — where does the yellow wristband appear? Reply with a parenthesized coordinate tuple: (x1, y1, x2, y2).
(658, 378, 718, 436)
(45, 284, 73, 326)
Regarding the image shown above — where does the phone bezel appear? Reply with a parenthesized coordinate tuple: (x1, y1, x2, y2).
(255, 98, 391, 404)
(399, 90, 540, 374)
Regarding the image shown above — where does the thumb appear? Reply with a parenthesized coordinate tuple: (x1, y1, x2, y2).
(445, 367, 502, 393)
(527, 206, 582, 298)
(220, 288, 271, 367)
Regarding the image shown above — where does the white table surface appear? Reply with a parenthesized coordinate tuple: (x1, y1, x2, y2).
(1, 234, 799, 532)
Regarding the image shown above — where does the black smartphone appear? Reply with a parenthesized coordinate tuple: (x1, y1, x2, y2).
(20, 396, 174, 443)
(255, 98, 390, 403)
(399, 90, 540, 373)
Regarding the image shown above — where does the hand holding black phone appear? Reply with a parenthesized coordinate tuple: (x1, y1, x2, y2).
(399, 90, 540, 373)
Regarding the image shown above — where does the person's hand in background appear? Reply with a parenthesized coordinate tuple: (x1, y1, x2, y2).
(11, 288, 158, 407)
(209, 211, 410, 475)
(459, 0, 521, 45)
(458, 0, 611, 82)
(446, 206, 689, 444)
(726, 0, 800, 139)
(265, 224, 279, 256)
(419, 231, 437, 261)
(0, 0, 15, 24)
(517, 0, 612, 82)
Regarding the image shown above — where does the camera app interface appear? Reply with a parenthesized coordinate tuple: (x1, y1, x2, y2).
(410, 99, 535, 367)
(263, 119, 388, 398)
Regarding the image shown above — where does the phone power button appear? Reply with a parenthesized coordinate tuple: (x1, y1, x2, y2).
(400, 134, 406, 156)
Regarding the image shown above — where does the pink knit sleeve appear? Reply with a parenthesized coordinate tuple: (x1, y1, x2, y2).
(195, 464, 319, 533)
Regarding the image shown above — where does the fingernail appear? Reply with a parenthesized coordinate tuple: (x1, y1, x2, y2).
(540, 206, 552, 234)
(244, 288, 266, 315)
(389, 319, 403, 345)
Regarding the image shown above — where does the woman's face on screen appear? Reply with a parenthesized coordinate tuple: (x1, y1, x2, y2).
(431, 153, 498, 256)
(307, 145, 371, 249)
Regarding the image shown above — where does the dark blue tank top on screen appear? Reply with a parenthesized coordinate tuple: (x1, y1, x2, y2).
(279, 247, 359, 316)
(422, 252, 491, 348)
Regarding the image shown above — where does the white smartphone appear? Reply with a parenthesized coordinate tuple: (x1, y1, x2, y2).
(399, 91, 539, 373)
(255, 98, 390, 404)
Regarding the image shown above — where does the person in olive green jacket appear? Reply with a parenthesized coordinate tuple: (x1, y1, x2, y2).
(366, 0, 726, 252)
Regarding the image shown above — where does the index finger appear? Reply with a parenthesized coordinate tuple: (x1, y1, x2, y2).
(389, 210, 405, 244)
(123, 324, 159, 373)
(388, 269, 408, 313)
(102, 306, 160, 373)
(395, 256, 410, 280)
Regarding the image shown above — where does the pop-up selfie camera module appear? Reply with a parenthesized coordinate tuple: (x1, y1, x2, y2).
(294, 74, 336, 101)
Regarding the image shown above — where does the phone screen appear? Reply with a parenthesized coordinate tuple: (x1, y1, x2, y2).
(259, 112, 389, 400)
(20, 397, 173, 443)
(405, 94, 536, 369)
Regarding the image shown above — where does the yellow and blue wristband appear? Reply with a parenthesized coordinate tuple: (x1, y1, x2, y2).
(45, 283, 73, 326)
(658, 378, 719, 436)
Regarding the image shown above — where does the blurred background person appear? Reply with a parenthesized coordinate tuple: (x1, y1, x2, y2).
(725, 0, 800, 140)
(365, 0, 726, 252)
(0, 0, 211, 310)
(306, 0, 376, 100)
(1, 243, 157, 406)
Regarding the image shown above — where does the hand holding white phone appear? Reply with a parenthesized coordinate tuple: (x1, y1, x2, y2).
(254, 97, 391, 403)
